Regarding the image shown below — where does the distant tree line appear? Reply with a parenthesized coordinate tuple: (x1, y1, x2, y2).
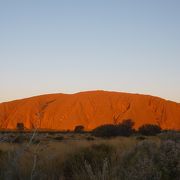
(16, 120, 162, 137)
(74, 120, 162, 137)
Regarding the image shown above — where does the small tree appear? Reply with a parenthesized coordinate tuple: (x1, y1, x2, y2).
(74, 125, 85, 133)
(16, 123, 24, 131)
(138, 124, 161, 136)
(117, 119, 135, 136)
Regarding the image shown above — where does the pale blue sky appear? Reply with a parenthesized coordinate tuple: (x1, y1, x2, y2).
(0, 0, 180, 102)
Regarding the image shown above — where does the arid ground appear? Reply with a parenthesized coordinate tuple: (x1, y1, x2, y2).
(0, 130, 180, 180)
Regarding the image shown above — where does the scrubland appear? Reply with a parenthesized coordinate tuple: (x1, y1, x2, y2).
(0, 131, 180, 180)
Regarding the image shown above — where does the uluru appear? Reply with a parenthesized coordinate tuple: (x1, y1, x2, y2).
(0, 90, 179, 131)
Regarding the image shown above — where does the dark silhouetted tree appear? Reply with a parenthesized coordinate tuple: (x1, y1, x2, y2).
(117, 119, 135, 136)
(92, 119, 135, 137)
(16, 122, 24, 131)
(92, 124, 119, 137)
(74, 125, 85, 133)
(138, 124, 161, 136)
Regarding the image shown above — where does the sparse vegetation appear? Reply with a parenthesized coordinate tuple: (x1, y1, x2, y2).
(158, 130, 180, 143)
(12, 134, 27, 143)
(63, 143, 114, 179)
(0, 125, 180, 180)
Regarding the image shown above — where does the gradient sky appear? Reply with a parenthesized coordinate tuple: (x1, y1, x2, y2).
(0, 0, 180, 102)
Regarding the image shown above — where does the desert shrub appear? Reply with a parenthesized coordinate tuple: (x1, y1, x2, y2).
(1, 132, 180, 180)
(16, 123, 24, 131)
(92, 124, 118, 137)
(117, 119, 135, 137)
(29, 139, 180, 180)
(157, 140, 180, 180)
(136, 136, 146, 141)
(158, 131, 180, 143)
(63, 144, 114, 179)
(54, 136, 64, 141)
(74, 125, 85, 133)
(47, 131, 57, 135)
(0, 150, 8, 179)
(111, 140, 180, 180)
(0, 134, 14, 143)
(138, 124, 161, 136)
(32, 138, 41, 144)
(113, 140, 161, 180)
(92, 119, 135, 138)
(12, 135, 28, 143)
(86, 136, 95, 141)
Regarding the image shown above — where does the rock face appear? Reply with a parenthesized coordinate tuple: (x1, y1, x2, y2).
(0, 91, 180, 130)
